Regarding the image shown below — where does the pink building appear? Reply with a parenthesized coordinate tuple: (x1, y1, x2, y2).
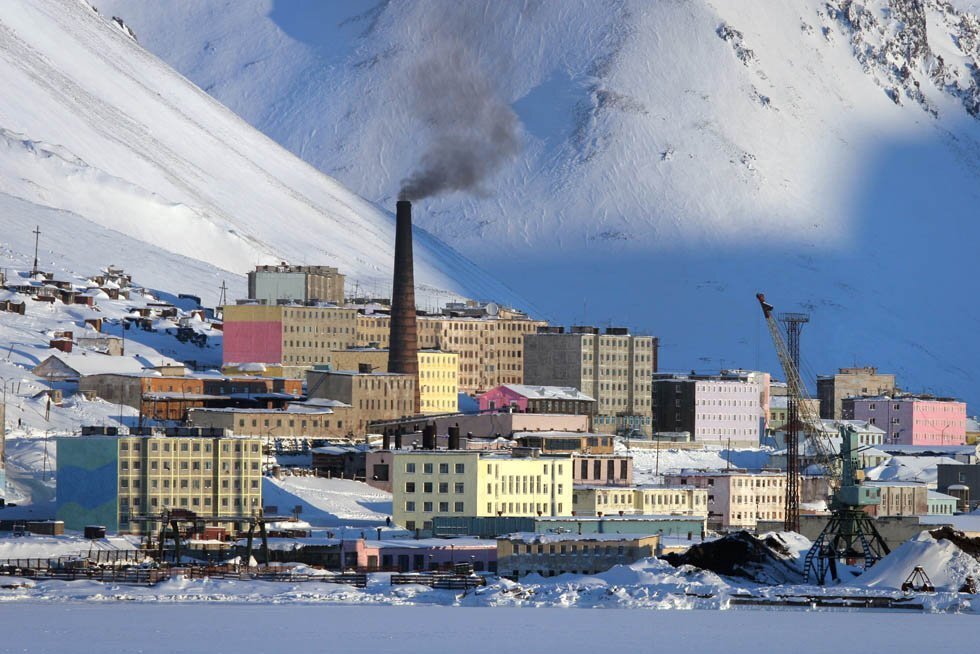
(844, 396, 967, 446)
(477, 384, 596, 419)
(349, 537, 497, 572)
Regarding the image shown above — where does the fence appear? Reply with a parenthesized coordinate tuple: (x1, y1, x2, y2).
(390, 573, 486, 590)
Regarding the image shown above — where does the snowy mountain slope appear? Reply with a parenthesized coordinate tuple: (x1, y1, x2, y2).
(0, 0, 520, 310)
(99, 0, 980, 407)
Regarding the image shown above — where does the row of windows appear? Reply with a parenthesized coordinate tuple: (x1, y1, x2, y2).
(404, 481, 464, 494)
(405, 462, 466, 474)
(404, 501, 464, 513)
(120, 478, 258, 490)
(512, 543, 631, 556)
(120, 460, 258, 472)
(120, 495, 259, 509)
(119, 441, 259, 454)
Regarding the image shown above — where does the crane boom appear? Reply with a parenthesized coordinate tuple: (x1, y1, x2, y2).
(756, 295, 840, 499)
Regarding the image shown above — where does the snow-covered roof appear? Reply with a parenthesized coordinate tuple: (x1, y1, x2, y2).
(35, 352, 176, 377)
(499, 384, 595, 402)
(928, 490, 958, 501)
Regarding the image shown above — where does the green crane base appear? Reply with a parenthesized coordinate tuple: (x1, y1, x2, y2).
(803, 509, 891, 585)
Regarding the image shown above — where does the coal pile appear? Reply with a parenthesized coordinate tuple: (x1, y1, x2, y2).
(929, 526, 980, 558)
(663, 531, 804, 585)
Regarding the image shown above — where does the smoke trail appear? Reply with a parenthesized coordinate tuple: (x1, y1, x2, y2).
(399, 40, 521, 201)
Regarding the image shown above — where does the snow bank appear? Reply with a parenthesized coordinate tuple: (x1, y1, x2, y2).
(855, 532, 980, 592)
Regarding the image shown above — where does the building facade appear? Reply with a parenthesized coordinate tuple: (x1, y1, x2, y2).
(222, 304, 358, 368)
(187, 401, 351, 440)
(306, 369, 416, 435)
(663, 471, 787, 530)
(843, 396, 967, 446)
(497, 532, 660, 578)
(56, 435, 263, 535)
(477, 384, 596, 421)
(571, 485, 708, 517)
(652, 371, 769, 447)
(523, 327, 656, 435)
(391, 451, 574, 533)
(863, 482, 928, 517)
(356, 312, 549, 395)
(247, 264, 345, 305)
(572, 454, 633, 486)
(817, 367, 896, 419)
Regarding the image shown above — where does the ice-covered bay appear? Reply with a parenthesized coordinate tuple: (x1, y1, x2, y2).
(0, 604, 975, 653)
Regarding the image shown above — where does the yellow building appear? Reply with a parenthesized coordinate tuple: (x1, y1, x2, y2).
(571, 486, 708, 517)
(57, 435, 263, 535)
(391, 451, 573, 533)
(319, 348, 459, 416)
(355, 313, 547, 395)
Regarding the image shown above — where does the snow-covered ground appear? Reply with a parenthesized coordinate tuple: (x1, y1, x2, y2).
(0, 605, 974, 654)
(262, 476, 392, 529)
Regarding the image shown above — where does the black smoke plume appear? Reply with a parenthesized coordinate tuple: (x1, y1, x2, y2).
(399, 41, 521, 201)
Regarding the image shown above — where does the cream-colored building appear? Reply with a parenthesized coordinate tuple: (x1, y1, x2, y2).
(571, 485, 708, 517)
(355, 312, 548, 394)
(306, 369, 415, 434)
(187, 400, 353, 441)
(663, 471, 788, 531)
(391, 451, 573, 533)
(56, 435, 263, 535)
(523, 327, 656, 435)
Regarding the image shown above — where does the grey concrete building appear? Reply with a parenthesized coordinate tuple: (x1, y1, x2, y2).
(523, 327, 657, 435)
(247, 264, 345, 305)
(816, 366, 896, 419)
(937, 463, 980, 511)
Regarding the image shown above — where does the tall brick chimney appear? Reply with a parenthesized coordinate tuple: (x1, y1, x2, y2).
(388, 200, 420, 413)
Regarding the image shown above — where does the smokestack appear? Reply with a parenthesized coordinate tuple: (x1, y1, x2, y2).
(389, 200, 420, 413)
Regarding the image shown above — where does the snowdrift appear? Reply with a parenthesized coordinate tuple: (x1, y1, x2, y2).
(855, 531, 980, 592)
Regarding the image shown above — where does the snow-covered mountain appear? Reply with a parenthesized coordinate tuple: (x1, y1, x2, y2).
(0, 0, 518, 310)
(96, 0, 980, 408)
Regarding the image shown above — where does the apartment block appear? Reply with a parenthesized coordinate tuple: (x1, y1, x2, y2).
(663, 471, 787, 531)
(222, 304, 358, 368)
(523, 326, 657, 435)
(652, 371, 769, 447)
(306, 369, 416, 434)
(356, 311, 548, 394)
(478, 384, 596, 421)
(247, 264, 345, 305)
(56, 435, 263, 535)
(817, 367, 896, 419)
(391, 451, 573, 533)
(843, 395, 967, 446)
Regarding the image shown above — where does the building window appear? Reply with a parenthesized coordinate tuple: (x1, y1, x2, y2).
(439, 482, 449, 493)
(423, 502, 433, 512)
(406, 502, 416, 512)
(423, 463, 433, 474)
(406, 482, 416, 493)
(455, 463, 465, 474)
(406, 463, 416, 473)
(423, 482, 433, 493)
(455, 482, 464, 493)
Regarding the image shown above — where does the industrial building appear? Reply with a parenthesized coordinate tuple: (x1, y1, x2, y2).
(523, 326, 656, 435)
(571, 485, 708, 518)
(391, 450, 574, 534)
(56, 434, 263, 535)
(247, 264, 346, 305)
(187, 400, 351, 440)
(477, 384, 596, 423)
(497, 532, 660, 578)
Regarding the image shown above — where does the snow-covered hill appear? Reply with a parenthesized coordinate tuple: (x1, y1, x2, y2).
(0, 0, 518, 310)
(98, 0, 980, 407)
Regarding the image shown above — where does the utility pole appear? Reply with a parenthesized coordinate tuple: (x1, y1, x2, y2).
(218, 280, 228, 308)
(31, 225, 41, 276)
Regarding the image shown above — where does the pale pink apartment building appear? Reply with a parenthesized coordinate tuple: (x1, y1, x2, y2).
(843, 396, 967, 446)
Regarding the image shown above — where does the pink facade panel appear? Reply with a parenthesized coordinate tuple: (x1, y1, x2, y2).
(222, 321, 282, 364)
(478, 386, 528, 413)
(851, 398, 966, 446)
